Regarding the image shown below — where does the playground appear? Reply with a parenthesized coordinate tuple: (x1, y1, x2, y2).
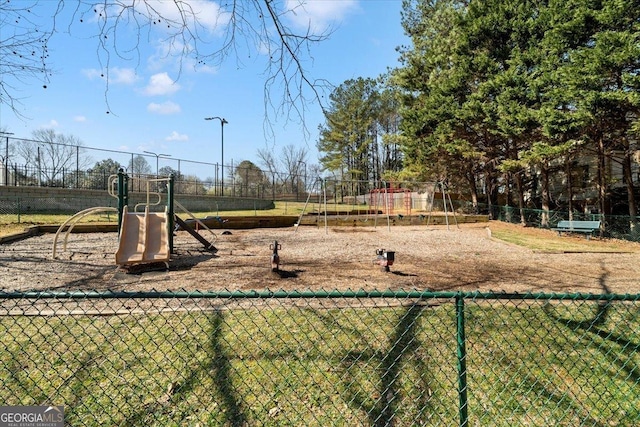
(1, 171, 639, 294)
(2, 220, 640, 294)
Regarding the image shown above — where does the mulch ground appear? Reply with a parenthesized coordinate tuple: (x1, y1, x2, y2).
(1, 221, 639, 295)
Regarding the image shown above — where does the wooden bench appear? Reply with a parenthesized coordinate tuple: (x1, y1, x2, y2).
(552, 220, 601, 239)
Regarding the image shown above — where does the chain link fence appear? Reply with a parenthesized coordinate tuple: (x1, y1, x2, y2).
(0, 136, 311, 199)
(457, 203, 640, 242)
(0, 162, 277, 198)
(0, 290, 638, 426)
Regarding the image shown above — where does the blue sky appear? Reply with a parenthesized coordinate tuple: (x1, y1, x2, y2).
(1, 0, 408, 179)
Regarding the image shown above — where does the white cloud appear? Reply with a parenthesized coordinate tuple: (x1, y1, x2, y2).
(166, 131, 188, 142)
(137, 0, 230, 33)
(110, 67, 138, 84)
(147, 101, 181, 115)
(143, 72, 181, 96)
(73, 116, 87, 122)
(147, 37, 220, 74)
(82, 69, 102, 80)
(193, 63, 219, 74)
(284, 0, 358, 32)
(146, 38, 182, 72)
(48, 120, 59, 128)
(81, 67, 137, 84)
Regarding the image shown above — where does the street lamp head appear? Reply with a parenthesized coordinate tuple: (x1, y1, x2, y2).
(143, 150, 171, 158)
(204, 117, 228, 125)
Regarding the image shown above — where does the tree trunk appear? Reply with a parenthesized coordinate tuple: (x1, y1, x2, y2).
(466, 170, 478, 214)
(541, 164, 550, 228)
(622, 142, 638, 236)
(485, 168, 496, 220)
(515, 172, 526, 225)
(596, 131, 607, 227)
(504, 172, 512, 223)
(565, 158, 574, 221)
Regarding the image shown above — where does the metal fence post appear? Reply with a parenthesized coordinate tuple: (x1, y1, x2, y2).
(168, 174, 174, 254)
(456, 293, 469, 427)
(117, 169, 126, 234)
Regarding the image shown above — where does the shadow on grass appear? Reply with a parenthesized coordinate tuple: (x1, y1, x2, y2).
(495, 356, 605, 426)
(2, 317, 139, 423)
(318, 303, 435, 426)
(123, 311, 247, 426)
(540, 266, 640, 421)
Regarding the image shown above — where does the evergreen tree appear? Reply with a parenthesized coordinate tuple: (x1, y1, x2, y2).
(546, 0, 640, 227)
(396, 0, 640, 225)
(318, 77, 377, 182)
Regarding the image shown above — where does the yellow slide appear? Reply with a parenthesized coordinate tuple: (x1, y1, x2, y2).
(115, 206, 170, 265)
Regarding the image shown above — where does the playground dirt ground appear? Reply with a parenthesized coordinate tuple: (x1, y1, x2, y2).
(1, 221, 640, 294)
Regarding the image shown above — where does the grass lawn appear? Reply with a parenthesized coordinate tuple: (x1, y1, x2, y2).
(0, 299, 637, 426)
(0, 202, 316, 237)
(488, 221, 640, 253)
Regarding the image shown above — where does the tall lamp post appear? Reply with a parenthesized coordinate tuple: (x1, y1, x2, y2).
(204, 116, 228, 196)
(143, 151, 171, 178)
(0, 132, 14, 186)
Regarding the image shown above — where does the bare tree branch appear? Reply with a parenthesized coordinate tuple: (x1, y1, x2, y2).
(1, 0, 333, 132)
(0, 1, 55, 117)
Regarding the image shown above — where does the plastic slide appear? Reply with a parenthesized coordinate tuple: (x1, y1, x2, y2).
(115, 206, 170, 265)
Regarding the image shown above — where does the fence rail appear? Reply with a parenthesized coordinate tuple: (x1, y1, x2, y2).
(0, 290, 638, 426)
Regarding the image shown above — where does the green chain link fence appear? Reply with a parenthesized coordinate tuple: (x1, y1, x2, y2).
(457, 202, 640, 242)
(0, 290, 638, 426)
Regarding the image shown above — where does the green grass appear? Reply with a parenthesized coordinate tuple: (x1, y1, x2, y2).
(0, 202, 318, 237)
(0, 300, 638, 426)
(0, 201, 338, 237)
(491, 227, 638, 253)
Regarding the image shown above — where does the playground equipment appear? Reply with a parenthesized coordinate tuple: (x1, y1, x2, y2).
(270, 241, 281, 272)
(173, 200, 218, 252)
(374, 249, 395, 272)
(370, 186, 412, 216)
(52, 206, 118, 258)
(294, 179, 460, 232)
(52, 174, 124, 258)
(114, 172, 217, 266)
(115, 205, 170, 266)
(425, 181, 459, 230)
(53, 170, 217, 266)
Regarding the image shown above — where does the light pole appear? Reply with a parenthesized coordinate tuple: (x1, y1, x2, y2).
(143, 151, 171, 178)
(0, 132, 14, 186)
(204, 116, 228, 196)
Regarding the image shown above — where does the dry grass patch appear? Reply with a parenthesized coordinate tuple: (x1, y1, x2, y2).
(488, 221, 640, 253)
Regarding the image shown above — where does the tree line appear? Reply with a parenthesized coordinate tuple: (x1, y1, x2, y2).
(317, 0, 640, 229)
(2, 129, 316, 198)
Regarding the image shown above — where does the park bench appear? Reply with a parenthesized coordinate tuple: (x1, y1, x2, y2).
(553, 220, 601, 239)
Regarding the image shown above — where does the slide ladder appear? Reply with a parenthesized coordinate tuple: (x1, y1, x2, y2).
(115, 205, 170, 266)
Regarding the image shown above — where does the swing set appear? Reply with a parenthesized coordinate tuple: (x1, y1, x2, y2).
(294, 179, 459, 232)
